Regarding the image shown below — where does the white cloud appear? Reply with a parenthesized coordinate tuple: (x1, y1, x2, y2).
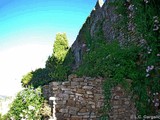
(0, 44, 52, 96)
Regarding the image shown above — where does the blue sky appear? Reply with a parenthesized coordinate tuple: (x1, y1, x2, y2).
(0, 0, 97, 96)
(0, 0, 97, 48)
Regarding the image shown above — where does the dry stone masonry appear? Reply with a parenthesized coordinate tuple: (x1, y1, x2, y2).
(43, 75, 136, 120)
(71, 0, 120, 68)
(109, 85, 136, 120)
(43, 74, 105, 120)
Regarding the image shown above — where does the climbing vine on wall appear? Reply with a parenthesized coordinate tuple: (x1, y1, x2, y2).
(77, 0, 160, 117)
(109, 0, 160, 116)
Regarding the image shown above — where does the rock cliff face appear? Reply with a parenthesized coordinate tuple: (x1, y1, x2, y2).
(71, 0, 120, 68)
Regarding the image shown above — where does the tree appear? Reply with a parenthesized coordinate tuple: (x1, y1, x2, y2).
(28, 68, 51, 88)
(53, 33, 69, 63)
(21, 33, 70, 87)
(21, 68, 51, 88)
(45, 33, 70, 81)
(21, 72, 33, 87)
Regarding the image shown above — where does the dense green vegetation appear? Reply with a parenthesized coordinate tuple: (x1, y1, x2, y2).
(3, 33, 74, 119)
(7, 33, 72, 119)
(4, 0, 159, 119)
(21, 33, 73, 88)
(76, 0, 160, 118)
(46, 33, 71, 81)
(8, 87, 44, 120)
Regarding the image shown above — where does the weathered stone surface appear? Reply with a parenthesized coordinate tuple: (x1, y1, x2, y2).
(43, 73, 136, 120)
(75, 93, 83, 97)
(61, 87, 70, 91)
(77, 89, 85, 94)
(67, 100, 75, 106)
(71, 116, 82, 120)
(64, 90, 74, 95)
(78, 112, 90, 116)
(83, 86, 93, 90)
(71, 81, 79, 86)
(109, 86, 136, 120)
(86, 91, 93, 95)
(62, 81, 70, 86)
(69, 107, 79, 115)
(59, 109, 68, 113)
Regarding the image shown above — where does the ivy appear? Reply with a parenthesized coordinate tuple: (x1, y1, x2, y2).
(77, 0, 160, 117)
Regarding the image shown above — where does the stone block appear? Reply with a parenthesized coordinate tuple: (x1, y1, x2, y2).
(114, 95, 120, 99)
(61, 87, 70, 91)
(88, 101, 95, 105)
(69, 95, 75, 99)
(71, 88, 77, 92)
(69, 107, 79, 115)
(74, 77, 84, 82)
(124, 101, 130, 105)
(95, 79, 102, 83)
(63, 94, 69, 99)
(64, 91, 74, 95)
(77, 89, 85, 94)
(67, 100, 75, 106)
(70, 116, 82, 120)
(62, 81, 70, 86)
(71, 81, 79, 86)
(78, 96, 84, 101)
(86, 91, 93, 95)
(56, 113, 64, 120)
(80, 82, 88, 86)
(52, 87, 59, 91)
(89, 95, 94, 98)
(83, 115, 90, 118)
(79, 108, 88, 112)
(78, 112, 90, 116)
(91, 105, 96, 109)
(113, 105, 119, 109)
(59, 109, 68, 113)
(75, 93, 83, 97)
(83, 86, 93, 90)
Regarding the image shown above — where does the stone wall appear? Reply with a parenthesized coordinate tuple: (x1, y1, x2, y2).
(42, 75, 136, 120)
(43, 75, 105, 120)
(109, 85, 136, 120)
(71, 0, 121, 68)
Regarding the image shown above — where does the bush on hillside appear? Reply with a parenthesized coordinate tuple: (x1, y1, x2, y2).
(8, 87, 44, 120)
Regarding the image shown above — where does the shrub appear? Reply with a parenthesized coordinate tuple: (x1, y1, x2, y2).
(8, 87, 44, 120)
